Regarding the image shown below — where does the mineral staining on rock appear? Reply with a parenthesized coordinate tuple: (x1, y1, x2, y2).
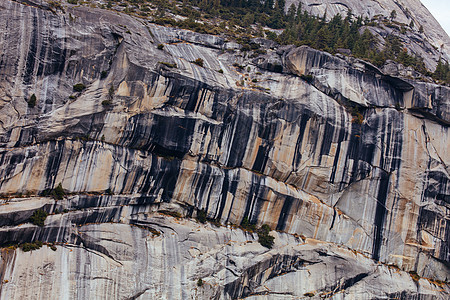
(0, 0, 449, 299)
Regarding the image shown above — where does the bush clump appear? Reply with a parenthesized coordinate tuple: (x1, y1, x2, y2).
(240, 216, 256, 232)
(350, 107, 364, 124)
(108, 85, 114, 99)
(157, 44, 164, 50)
(257, 224, 274, 249)
(159, 61, 177, 68)
(28, 94, 37, 108)
(192, 58, 204, 67)
(53, 183, 65, 200)
(196, 209, 207, 224)
(48, 1, 63, 10)
(197, 278, 203, 287)
(232, 62, 244, 70)
(20, 241, 43, 252)
(300, 74, 314, 83)
(73, 83, 86, 92)
(100, 71, 108, 79)
(29, 209, 48, 227)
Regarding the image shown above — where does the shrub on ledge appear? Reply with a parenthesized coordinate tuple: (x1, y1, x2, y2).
(73, 83, 86, 92)
(29, 210, 48, 227)
(192, 58, 204, 67)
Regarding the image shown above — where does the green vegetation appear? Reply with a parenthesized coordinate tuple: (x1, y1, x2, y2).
(196, 209, 207, 223)
(73, 83, 86, 92)
(390, 10, 397, 21)
(432, 58, 450, 84)
(41, 182, 65, 199)
(16, 241, 56, 252)
(209, 218, 221, 227)
(257, 223, 274, 248)
(240, 216, 256, 231)
(145, 1, 435, 76)
(48, 1, 63, 10)
(100, 71, 108, 79)
(350, 107, 364, 124)
(29, 210, 48, 227)
(108, 85, 115, 98)
(72, 1, 448, 84)
(232, 62, 244, 70)
(300, 74, 314, 83)
(159, 61, 177, 68)
(197, 278, 203, 287)
(240, 216, 274, 248)
(192, 58, 204, 67)
(53, 183, 65, 200)
(20, 241, 43, 252)
(382, 35, 426, 74)
(102, 85, 115, 106)
(28, 94, 37, 108)
(304, 292, 315, 297)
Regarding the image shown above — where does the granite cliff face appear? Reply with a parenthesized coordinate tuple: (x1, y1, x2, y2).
(0, 0, 449, 299)
(288, 0, 450, 67)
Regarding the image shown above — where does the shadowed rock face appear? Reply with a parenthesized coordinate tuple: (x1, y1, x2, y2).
(0, 0, 449, 299)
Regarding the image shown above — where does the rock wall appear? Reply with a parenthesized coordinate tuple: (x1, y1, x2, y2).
(287, 0, 450, 67)
(0, 0, 449, 299)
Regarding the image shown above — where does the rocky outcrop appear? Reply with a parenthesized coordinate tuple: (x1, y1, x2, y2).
(287, 0, 450, 67)
(1, 211, 448, 299)
(0, 0, 449, 299)
(285, 45, 450, 124)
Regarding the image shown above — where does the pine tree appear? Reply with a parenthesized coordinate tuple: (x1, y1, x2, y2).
(390, 10, 397, 21)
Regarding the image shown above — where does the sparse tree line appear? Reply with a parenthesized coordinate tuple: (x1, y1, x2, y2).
(69, 0, 449, 84)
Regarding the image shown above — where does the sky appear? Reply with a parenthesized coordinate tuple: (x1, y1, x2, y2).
(421, 0, 450, 37)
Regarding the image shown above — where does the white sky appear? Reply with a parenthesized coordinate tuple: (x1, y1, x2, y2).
(421, 0, 450, 37)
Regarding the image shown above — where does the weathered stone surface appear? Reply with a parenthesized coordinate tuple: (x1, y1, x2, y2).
(287, 0, 450, 68)
(1, 212, 449, 299)
(0, 0, 449, 299)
